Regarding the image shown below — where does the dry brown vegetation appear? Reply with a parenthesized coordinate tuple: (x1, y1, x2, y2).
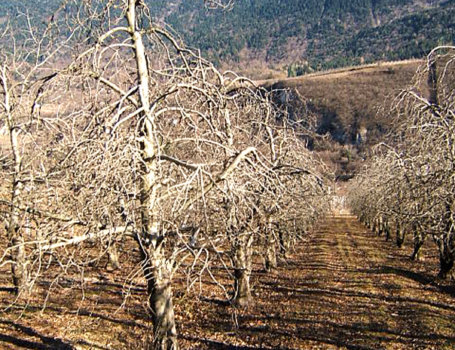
(259, 60, 424, 146)
(255, 60, 429, 180)
(349, 46, 455, 281)
(1, 1, 453, 349)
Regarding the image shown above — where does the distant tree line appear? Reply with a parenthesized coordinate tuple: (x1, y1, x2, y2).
(158, 0, 454, 71)
(1, 0, 453, 72)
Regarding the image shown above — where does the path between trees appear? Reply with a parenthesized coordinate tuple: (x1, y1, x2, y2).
(1, 215, 454, 349)
(184, 215, 455, 349)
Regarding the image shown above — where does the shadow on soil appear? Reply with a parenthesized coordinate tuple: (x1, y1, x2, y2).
(0, 302, 148, 349)
(360, 266, 455, 297)
(0, 320, 74, 350)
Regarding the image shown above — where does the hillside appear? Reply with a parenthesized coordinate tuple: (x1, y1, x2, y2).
(0, 1, 445, 175)
(259, 60, 425, 178)
(0, 1, 453, 77)
(155, 0, 454, 77)
(0, 0, 59, 21)
(261, 60, 423, 145)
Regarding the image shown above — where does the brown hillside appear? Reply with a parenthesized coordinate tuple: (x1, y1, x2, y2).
(255, 60, 427, 180)
(258, 60, 424, 146)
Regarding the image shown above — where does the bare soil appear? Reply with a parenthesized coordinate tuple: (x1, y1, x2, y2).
(0, 215, 454, 349)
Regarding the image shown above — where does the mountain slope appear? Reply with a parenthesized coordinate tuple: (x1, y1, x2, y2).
(156, 0, 454, 76)
(258, 59, 426, 178)
(0, 0, 453, 76)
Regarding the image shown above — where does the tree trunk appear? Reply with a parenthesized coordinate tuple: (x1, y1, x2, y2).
(411, 240, 424, 261)
(438, 252, 454, 279)
(384, 220, 391, 241)
(265, 240, 277, 272)
(278, 228, 288, 257)
(428, 53, 438, 105)
(436, 216, 454, 279)
(2, 66, 27, 294)
(7, 223, 27, 294)
(107, 244, 120, 270)
(233, 267, 251, 307)
(377, 217, 384, 236)
(146, 254, 178, 350)
(126, 2, 179, 348)
(232, 235, 253, 307)
(436, 205, 455, 279)
(395, 221, 405, 248)
(411, 225, 425, 261)
(437, 237, 454, 279)
(137, 242, 179, 350)
(6, 170, 27, 294)
(264, 220, 277, 272)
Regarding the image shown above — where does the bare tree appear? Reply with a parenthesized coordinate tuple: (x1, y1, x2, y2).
(349, 46, 455, 279)
(0, 1, 330, 349)
(0, 6, 77, 294)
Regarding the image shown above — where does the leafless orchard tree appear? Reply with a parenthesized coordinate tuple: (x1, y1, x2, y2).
(213, 114, 329, 306)
(349, 46, 455, 279)
(0, 1, 329, 348)
(0, 6, 79, 295)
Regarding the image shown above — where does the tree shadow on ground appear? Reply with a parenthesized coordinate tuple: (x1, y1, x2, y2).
(258, 282, 455, 312)
(0, 320, 74, 350)
(182, 334, 314, 350)
(360, 266, 455, 297)
(0, 305, 146, 349)
(199, 296, 232, 306)
(234, 313, 455, 349)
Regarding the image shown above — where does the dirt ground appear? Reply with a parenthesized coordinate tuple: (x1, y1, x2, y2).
(0, 214, 454, 349)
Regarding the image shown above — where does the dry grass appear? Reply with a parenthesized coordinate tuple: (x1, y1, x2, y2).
(258, 60, 425, 146)
(254, 60, 428, 179)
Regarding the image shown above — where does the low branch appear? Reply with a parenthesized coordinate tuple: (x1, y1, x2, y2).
(0, 199, 84, 223)
(39, 226, 134, 251)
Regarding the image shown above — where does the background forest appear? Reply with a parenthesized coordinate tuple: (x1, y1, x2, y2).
(0, 0, 454, 74)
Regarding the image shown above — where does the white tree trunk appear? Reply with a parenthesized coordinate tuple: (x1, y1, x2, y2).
(233, 235, 253, 307)
(1, 66, 27, 294)
(126, 2, 179, 348)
